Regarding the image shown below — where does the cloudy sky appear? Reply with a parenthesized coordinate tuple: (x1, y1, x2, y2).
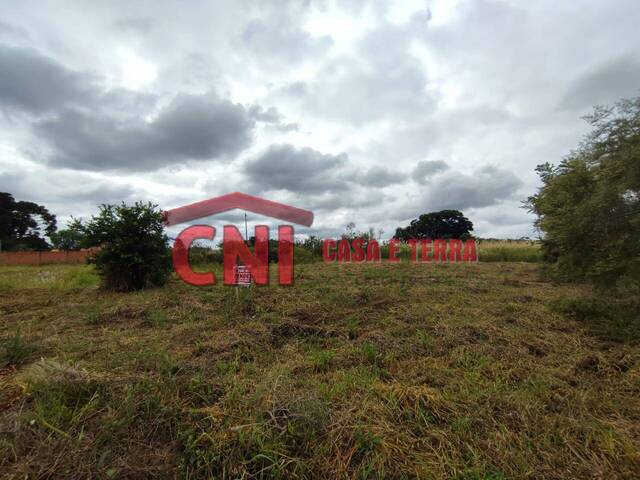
(1, 0, 639, 240)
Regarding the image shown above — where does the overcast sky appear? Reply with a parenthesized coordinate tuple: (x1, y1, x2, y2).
(1, 0, 639, 239)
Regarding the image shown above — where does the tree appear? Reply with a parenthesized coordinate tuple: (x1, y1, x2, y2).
(0, 192, 57, 251)
(79, 202, 171, 291)
(394, 210, 473, 241)
(341, 223, 379, 241)
(49, 219, 85, 250)
(526, 96, 640, 290)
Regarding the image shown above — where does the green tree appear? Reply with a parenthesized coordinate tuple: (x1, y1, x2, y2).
(394, 210, 474, 241)
(526, 96, 640, 290)
(0, 192, 57, 251)
(49, 219, 85, 250)
(80, 202, 171, 292)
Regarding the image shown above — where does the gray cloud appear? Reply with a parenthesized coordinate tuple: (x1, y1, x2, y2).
(249, 104, 300, 132)
(0, 170, 136, 218)
(244, 144, 407, 196)
(390, 165, 524, 223)
(243, 144, 349, 194)
(0, 43, 261, 171)
(412, 160, 449, 183)
(562, 56, 640, 110)
(0, 21, 29, 41)
(353, 167, 405, 187)
(34, 93, 255, 171)
(0, 44, 96, 114)
(304, 189, 385, 211)
(419, 165, 523, 212)
(1, 0, 638, 238)
(248, 105, 282, 123)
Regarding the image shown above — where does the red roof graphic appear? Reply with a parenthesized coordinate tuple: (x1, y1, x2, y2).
(163, 192, 314, 227)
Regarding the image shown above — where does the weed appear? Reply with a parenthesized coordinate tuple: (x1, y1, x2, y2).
(417, 330, 435, 351)
(145, 308, 169, 327)
(307, 349, 336, 372)
(354, 429, 383, 453)
(345, 314, 360, 340)
(360, 342, 382, 366)
(1, 329, 36, 366)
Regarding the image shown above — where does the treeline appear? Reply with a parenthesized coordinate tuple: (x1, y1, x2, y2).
(2, 95, 637, 293)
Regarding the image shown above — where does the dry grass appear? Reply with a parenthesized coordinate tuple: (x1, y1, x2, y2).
(0, 262, 639, 479)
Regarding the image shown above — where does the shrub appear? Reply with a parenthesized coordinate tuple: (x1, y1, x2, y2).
(2, 329, 36, 366)
(81, 202, 171, 292)
(526, 97, 640, 290)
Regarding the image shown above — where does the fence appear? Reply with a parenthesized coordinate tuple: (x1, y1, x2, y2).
(0, 249, 98, 266)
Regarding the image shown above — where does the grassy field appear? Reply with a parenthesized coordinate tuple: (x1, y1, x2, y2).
(476, 241, 541, 263)
(1, 261, 639, 479)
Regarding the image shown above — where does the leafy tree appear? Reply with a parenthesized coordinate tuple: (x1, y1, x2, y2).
(0, 192, 57, 251)
(526, 96, 640, 290)
(49, 219, 85, 250)
(79, 202, 171, 291)
(394, 210, 474, 241)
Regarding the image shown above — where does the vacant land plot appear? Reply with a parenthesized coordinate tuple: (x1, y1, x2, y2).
(1, 262, 639, 479)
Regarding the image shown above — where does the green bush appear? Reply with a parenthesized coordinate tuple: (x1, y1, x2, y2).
(526, 97, 640, 290)
(80, 202, 171, 292)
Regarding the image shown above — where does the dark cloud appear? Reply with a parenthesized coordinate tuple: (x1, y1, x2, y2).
(419, 165, 523, 212)
(412, 160, 449, 183)
(34, 93, 255, 171)
(243, 144, 349, 194)
(243, 144, 408, 196)
(391, 165, 524, 222)
(248, 105, 282, 123)
(562, 56, 640, 110)
(0, 44, 257, 171)
(0, 44, 96, 113)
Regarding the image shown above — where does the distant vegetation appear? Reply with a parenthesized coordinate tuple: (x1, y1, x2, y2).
(4, 96, 638, 293)
(475, 239, 542, 263)
(188, 237, 540, 264)
(527, 96, 640, 291)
